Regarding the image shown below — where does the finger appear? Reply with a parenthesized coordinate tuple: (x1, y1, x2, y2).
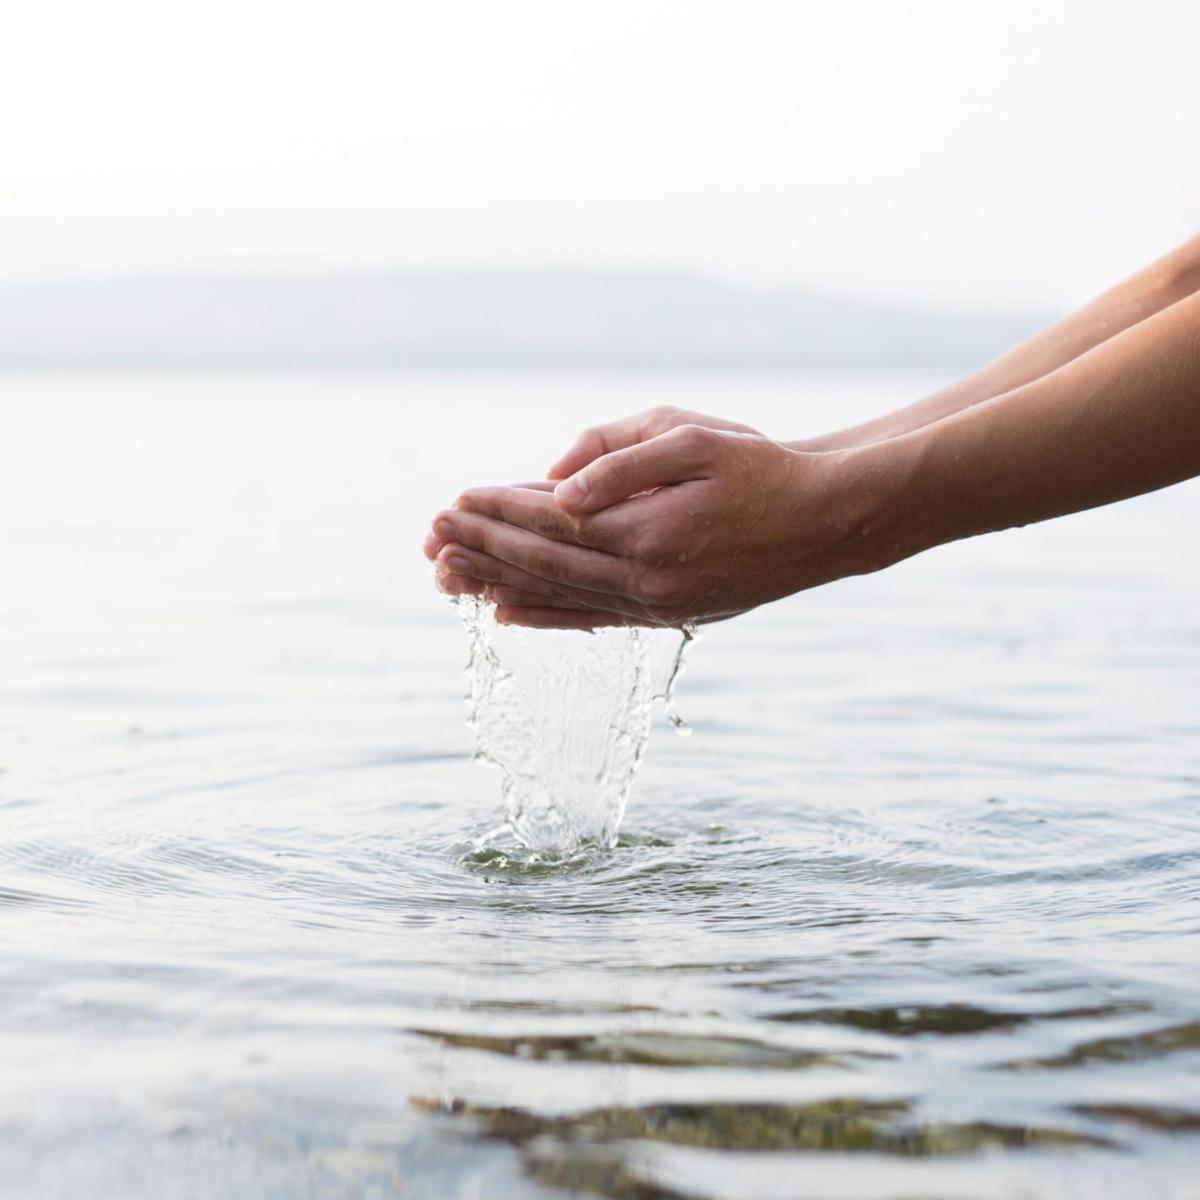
(457, 487, 581, 543)
(506, 480, 558, 493)
(546, 407, 700, 480)
(436, 543, 643, 617)
(547, 409, 766, 480)
(456, 485, 626, 553)
(546, 415, 651, 481)
(495, 605, 647, 631)
(434, 570, 489, 598)
(426, 483, 558, 558)
(553, 425, 719, 515)
(433, 511, 634, 597)
(496, 599, 727, 632)
(489, 584, 605, 611)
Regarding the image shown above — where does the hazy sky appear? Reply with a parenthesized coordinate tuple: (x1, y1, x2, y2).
(2, 0, 1197, 307)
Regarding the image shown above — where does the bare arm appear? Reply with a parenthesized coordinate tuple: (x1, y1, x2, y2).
(859, 285, 1200, 564)
(477, 235, 1200, 500)
(789, 233, 1200, 451)
(428, 287, 1200, 629)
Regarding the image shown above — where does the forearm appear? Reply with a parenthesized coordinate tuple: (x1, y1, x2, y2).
(848, 287, 1200, 571)
(432, 279, 1199, 629)
(792, 233, 1200, 453)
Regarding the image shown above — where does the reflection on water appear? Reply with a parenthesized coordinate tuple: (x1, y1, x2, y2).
(1, 371, 1198, 1199)
(407, 1026, 847, 1069)
(418, 1093, 1114, 1155)
(1001, 1019, 1200, 1070)
(769, 1001, 1149, 1036)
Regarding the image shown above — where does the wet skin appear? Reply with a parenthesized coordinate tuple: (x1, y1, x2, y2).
(426, 235, 1200, 628)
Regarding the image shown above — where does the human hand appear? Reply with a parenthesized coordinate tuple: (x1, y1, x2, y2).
(423, 407, 761, 621)
(426, 424, 891, 629)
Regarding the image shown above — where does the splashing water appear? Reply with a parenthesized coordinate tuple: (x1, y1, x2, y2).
(457, 598, 691, 852)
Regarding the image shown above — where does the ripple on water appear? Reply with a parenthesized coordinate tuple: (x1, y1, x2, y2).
(3, 376, 1200, 1200)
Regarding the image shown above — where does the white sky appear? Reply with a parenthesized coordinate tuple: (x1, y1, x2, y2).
(2, 0, 1197, 308)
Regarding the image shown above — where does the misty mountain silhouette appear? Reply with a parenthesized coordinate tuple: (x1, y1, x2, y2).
(0, 271, 1042, 368)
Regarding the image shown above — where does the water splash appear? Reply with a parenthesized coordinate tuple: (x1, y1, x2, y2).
(457, 598, 690, 853)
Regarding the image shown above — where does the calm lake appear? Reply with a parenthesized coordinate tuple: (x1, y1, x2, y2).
(1, 370, 1198, 1199)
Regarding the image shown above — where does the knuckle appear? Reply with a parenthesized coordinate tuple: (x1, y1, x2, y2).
(672, 422, 716, 450)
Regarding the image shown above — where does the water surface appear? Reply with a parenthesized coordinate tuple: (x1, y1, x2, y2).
(1, 370, 1197, 1198)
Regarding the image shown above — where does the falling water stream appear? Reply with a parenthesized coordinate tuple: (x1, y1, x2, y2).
(457, 598, 690, 853)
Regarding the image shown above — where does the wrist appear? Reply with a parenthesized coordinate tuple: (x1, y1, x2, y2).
(842, 410, 1018, 567)
(797, 437, 939, 584)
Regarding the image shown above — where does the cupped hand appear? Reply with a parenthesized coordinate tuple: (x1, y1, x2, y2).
(426, 424, 884, 629)
(423, 407, 761, 627)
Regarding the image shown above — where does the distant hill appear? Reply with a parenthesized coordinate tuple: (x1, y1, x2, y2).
(0, 271, 1044, 369)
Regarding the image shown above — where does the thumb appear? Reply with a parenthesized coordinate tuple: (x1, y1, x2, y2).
(553, 425, 718, 514)
(546, 411, 665, 480)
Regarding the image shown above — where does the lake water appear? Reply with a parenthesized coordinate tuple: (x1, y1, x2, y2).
(1, 370, 1198, 1199)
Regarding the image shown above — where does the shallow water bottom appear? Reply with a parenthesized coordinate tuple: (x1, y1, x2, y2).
(1, 370, 1198, 1198)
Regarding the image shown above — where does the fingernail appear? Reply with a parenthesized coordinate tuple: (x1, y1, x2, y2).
(444, 553, 472, 574)
(555, 476, 588, 507)
(434, 519, 456, 541)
